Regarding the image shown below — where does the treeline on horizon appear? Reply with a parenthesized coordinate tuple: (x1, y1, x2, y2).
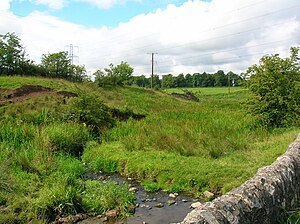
(0, 32, 244, 88)
(129, 71, 243, 89)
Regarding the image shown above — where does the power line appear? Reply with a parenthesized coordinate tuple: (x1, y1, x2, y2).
(2, 0, 299, 74)
(156, 38, 295, 66)
(80, 3, 300, 60)
(81, 18, 296, 65)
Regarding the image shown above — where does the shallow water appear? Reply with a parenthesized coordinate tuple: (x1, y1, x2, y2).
(81, 172, 200, 224)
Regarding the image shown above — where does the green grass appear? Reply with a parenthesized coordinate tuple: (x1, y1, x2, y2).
(0, 76, 299, 222)
(0, 77, 135, 223)
(164, 86, 248, 98)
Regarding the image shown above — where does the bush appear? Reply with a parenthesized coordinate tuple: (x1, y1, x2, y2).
(67, 93, 115, 134)
(246, 47, 300, 127)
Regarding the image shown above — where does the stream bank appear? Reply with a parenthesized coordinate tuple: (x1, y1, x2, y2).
(78, 172, 202, 224)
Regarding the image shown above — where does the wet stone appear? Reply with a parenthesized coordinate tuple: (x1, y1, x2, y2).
(129, 187, 138, 193)
(140, 204, 152, 209)
(167, 200, 177, 206)
(154, 203, 164, 208)
(203, 191, 214, 199)
(190, 202, 202, 209)
(169, 193, 179, 198)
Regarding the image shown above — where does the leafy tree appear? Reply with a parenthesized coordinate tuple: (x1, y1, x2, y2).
(41, 52, 87, 81)
(0, 32, 30, 75)
(41, 51, 72, 79)
(152, 74, 161, 89)
(213, 70, 227, 87)
(95, 61, 133, 87)
(227, 71, 243, 86)
(162, 74, 175, 88)
(185, 73, 193, 87)
(201, 73, 215, 87)
(133, 75, 150, 87)
(192, 73, 201, 87)
(175, 73, 186, 87)
(246, 47, 300, 127)
(70, 64, 88, 82)
(93, 69, 110, 87)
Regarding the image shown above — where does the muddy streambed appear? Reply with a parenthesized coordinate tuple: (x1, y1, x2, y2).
(80, 172, 201, 224)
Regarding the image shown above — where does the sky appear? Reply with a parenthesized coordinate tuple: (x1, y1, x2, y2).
(0, 0, 299, 77)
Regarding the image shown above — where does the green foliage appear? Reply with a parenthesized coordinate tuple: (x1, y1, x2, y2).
(246, 47, 300, 127)
(0, 77, 136, 222)
(159, 71, 243, 89)
(67, 92, 116, 134)
(0, 120, 36, 149)
(44, 123, 92, 156)
(94, 61, 133, 87)
(0, 32, 30, 76)
(41, 52, 67, 78)
(82, 180, 135, 215)
(0, 76, 299, 223)
(142, 180, 162, 192)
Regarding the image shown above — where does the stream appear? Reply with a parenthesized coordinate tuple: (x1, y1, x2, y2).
(79, 172, 202, 224)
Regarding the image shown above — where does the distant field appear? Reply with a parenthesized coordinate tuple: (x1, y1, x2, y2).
(163, 86, 249, 100)
(164, 86, 246, 95)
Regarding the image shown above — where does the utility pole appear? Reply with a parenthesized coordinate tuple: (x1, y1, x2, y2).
(148, 53, 157, 89)
(65, 44, 79, 64)
(228, 73, 231, 96)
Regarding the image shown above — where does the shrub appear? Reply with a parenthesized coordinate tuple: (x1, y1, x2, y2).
(67, 93, 115, 134)
(246, 47, 300, 127)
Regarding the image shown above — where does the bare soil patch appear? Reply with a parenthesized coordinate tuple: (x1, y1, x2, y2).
(0, 85, 78, 106)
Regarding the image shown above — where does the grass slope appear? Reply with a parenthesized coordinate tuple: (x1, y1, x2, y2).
(0, 76, 134, 223)
(0, 76, 299, 223)
(83, 86, 298, 194)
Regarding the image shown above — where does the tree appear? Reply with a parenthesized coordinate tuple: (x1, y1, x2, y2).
(192, 73, 201, 87)
(201, 73, 215, 87)
(213, 70, 227, 87)
(175, 73, 186, 87)
(133, 75, 150, 87)
(70, 64, 87, 82)
(152, 74, 161, 89)
(246, 47, 300, 127)
(95, 62, 133, 87)
(41, 51, 72, 79)
(185, 73, 193, 87)
(0, 32, 29, 75)
(162, 74, 175, 88)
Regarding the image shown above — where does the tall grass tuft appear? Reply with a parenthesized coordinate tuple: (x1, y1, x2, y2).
(43, 123, 92, 156)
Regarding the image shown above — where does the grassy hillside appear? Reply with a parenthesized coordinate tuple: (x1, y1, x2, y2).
(0, 76, 299, 223)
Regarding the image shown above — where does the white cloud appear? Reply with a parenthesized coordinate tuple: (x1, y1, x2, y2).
(0, 0, 12, 11)
(1, 0, 300, 76)
(30, 0, 66, 9)
(0, 0, 22, 34)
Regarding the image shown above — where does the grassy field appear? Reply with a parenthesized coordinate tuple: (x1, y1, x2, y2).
(0, 76, 299, 223)
(164, 86, 245, 94)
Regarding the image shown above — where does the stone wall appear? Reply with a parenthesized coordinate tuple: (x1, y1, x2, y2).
(179, 134, 300, 224)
